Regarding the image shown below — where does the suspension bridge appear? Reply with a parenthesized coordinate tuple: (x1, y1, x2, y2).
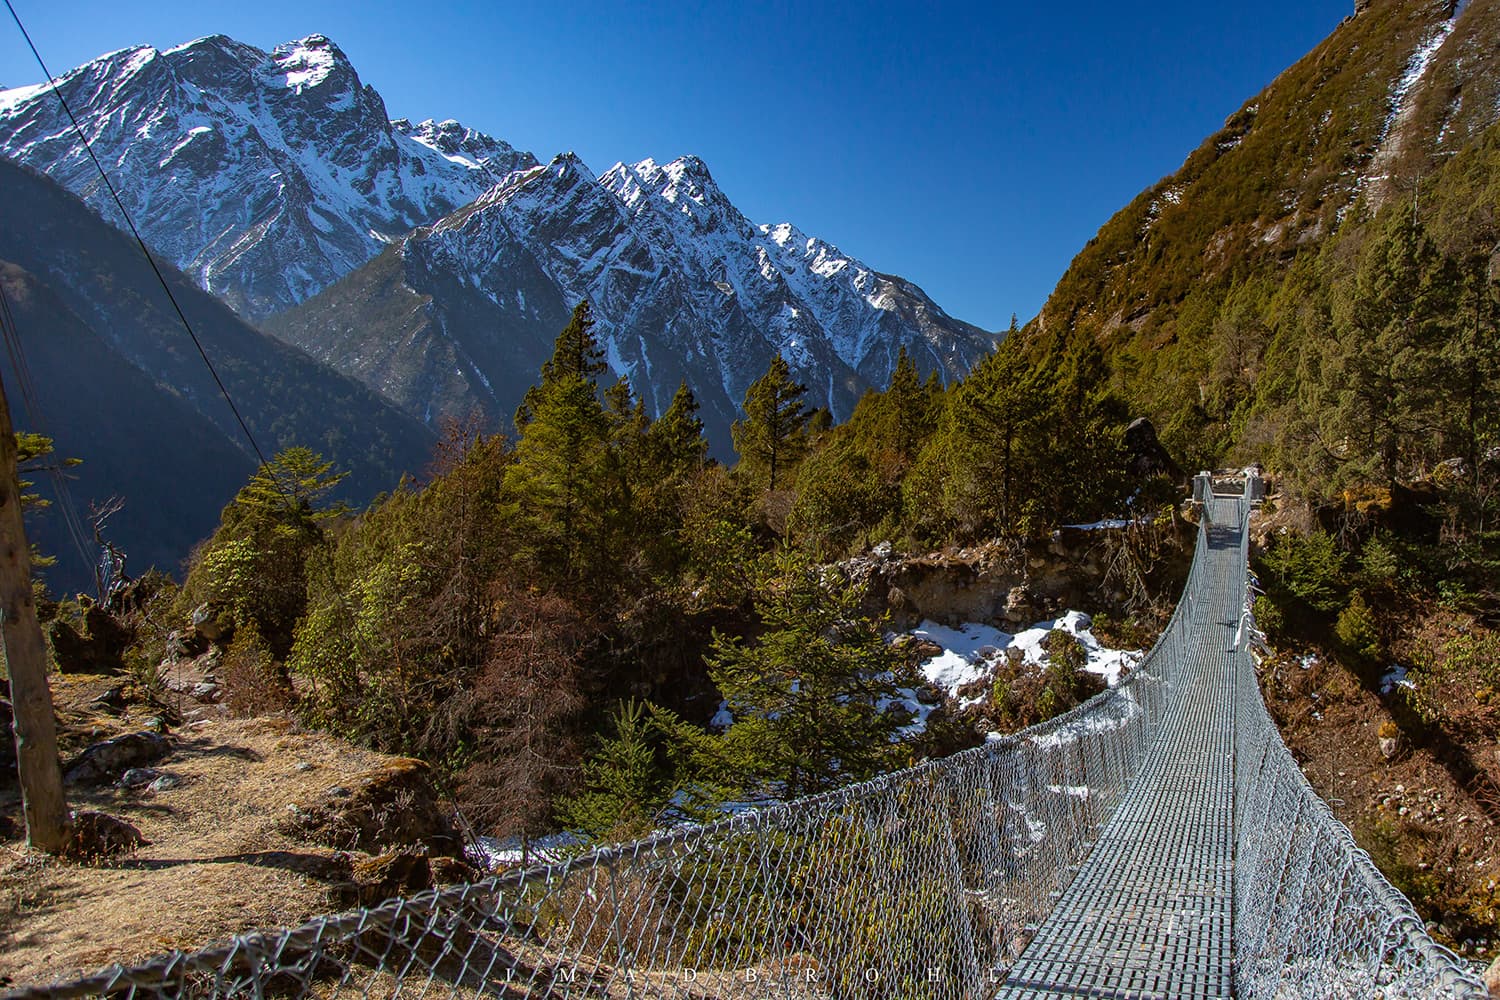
(7, 473, 1489, 999)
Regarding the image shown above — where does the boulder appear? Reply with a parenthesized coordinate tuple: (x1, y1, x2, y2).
(1484, 951, 1500, 996)
(283, 758, 462, 857)
(89, 684, 128, 715)
(1124, 416, 1184, 483)
(157, 649, 222, 702)
(63, 731, 172, 786)
(47, 599, 133, 674)
(1003, 585, 1037, 625)
(190, 602, 232, 643)
(65, 811, 147, 860)
(118, 767, 162, 789)
(340, 848, 476, 907)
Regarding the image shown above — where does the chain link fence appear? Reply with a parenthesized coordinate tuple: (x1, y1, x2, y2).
(5, 476, 1488, 999)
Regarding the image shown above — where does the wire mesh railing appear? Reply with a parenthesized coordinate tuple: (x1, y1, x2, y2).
(5, 474, 1489, 998)
(8, 513, 1214, 999)
(1230, 475, 1487, 1000)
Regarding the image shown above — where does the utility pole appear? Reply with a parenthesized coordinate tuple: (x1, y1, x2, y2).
(0, 374, 69, 853)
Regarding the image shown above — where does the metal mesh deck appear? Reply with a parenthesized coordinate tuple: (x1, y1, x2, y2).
(994, 502, 1244, 999)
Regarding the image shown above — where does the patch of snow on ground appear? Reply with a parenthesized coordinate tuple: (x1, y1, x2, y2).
(472, 831, 581, 870)
(1062, 518, 1136, 531)
(910, 621, 1008, 698)
(898, 613, 1144, 738)
(1380, 664, 1415, 695)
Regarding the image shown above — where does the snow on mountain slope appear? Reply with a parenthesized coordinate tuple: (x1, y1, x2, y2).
(270, 149, 998, 452)
(3, 32, 996, 453)
(0, 34, 537, 319)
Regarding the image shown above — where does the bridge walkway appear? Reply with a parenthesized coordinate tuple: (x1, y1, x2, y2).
(995, 496, 1245, 999)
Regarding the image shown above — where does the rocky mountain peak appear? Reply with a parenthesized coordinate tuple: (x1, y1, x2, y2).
(263, 33, 355, 93)
(4, 31, 998, 460)
(0, 33, 533, 319)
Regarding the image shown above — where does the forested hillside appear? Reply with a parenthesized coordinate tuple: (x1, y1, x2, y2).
(44, 298, 1163, 857)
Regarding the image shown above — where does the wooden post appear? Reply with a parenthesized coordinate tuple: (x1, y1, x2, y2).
(0, 376, 69, 853)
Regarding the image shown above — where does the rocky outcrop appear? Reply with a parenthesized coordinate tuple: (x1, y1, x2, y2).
(282, 758, 462, 857)
(47, 597, 134, 674)
(62, 731, 173, 786)
(65, 811, 148, 859)
(330, 848, 479, 908)
(847, 515, 1196, 630)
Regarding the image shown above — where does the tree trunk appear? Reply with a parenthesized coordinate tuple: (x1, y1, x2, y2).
(0, 378, 70, 853)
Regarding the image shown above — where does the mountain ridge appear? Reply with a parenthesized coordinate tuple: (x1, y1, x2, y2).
(267, 147, 995, 451)
(1, 32, 998, 451)
(0, 156, 437, 591)
(0, 32, 536, 319)
(1023, 0, 1500, 467)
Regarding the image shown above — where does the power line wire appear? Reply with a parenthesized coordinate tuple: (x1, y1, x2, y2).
(3, 0, 273, 474)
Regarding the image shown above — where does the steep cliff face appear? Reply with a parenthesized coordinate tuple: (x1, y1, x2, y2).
(0, 34, 534, 319)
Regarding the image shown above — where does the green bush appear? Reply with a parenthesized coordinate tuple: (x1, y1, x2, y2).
(1251, 594, 1284, 640)
(1334, 592, 1381, 662)
(1260, 529, 1347, 612)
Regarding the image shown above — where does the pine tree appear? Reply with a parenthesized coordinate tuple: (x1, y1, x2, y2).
(179, 447, 347, 658)
(502, 305, 615, 590)
(648, 381, 709, 477)
(503, 373, 612, 589)
(1320, 206, 1454, 488)
(704, 552, 903, 799)
(877, 345, 934, 465)
(731, 354, 811, 491)
(967, 339, 1049, 533)
(559, 699, 675, 839)
(515, 300, 607, 429)
(1441, 250, 1500, 477)
(13, 432, 80, 569)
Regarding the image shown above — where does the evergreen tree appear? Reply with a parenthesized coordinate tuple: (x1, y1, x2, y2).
(179, 447, 347, 658)
(866, 345, 935, 466)
(731, 354, 812, 491)
(647, 381, 709, 477)
(14, 432, 80, 570)
(1441, 250, 1500, 477)
(704, 552, 903, 799)
(1045, 330, 1130, 521)
(515, 300, 607, 428)
(502, 307, 615, 591)
(1320, 205, 1455, 488)
(559, 699, 676, 839)
(967, 339, 1050, 533)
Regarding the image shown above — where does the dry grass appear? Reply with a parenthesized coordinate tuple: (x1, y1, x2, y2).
(0, 674, 391, 991)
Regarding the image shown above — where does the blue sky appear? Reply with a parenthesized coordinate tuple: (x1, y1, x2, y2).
(1, 0, 1353, 332)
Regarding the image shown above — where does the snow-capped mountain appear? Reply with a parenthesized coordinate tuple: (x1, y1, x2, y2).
(0, 34, 535, 318)
(268, 151, 997, 449)
(0, 32, 996, 450)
